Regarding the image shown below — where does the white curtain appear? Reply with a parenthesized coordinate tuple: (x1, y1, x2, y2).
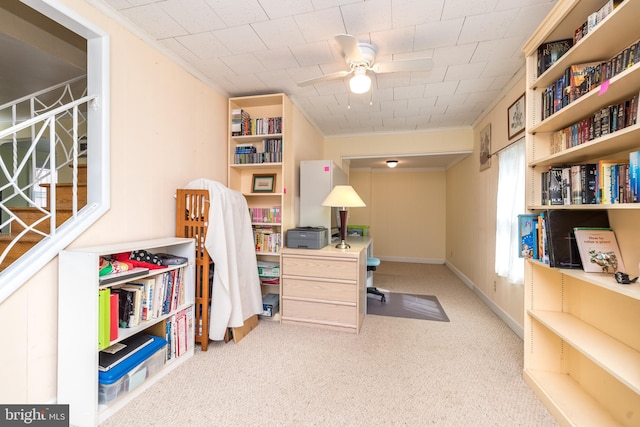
(495, 138, 525, 285)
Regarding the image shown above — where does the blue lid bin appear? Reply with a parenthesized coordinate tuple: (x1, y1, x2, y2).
(98, 335, 167, 406)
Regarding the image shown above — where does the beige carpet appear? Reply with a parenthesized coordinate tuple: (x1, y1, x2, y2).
(101, 262, 557, 426)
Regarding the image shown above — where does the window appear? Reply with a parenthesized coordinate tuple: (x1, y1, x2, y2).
(0, 0, 110, 303)
(494, 138, 525, 285)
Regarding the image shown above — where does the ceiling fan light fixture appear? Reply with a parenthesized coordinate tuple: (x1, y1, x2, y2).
(349, 68, 371, 94)
(386, 160, 398, 168)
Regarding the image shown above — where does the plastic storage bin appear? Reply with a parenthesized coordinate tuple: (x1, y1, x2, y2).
(98, 335, 167, 405)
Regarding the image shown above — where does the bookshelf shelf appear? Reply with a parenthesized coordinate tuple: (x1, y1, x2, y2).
(522, 1, 640, 425)
(57, 237, 195, 427)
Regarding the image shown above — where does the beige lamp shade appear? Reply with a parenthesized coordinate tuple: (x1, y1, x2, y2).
(321, 185, 366, 208)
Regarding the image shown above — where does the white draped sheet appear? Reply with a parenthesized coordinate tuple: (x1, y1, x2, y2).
(184, 179, 263, 340)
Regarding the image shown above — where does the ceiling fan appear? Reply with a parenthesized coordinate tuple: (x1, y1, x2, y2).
(297, 34, 433, 94)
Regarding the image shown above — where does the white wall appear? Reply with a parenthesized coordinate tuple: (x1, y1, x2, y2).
(0, 0, 228, 403)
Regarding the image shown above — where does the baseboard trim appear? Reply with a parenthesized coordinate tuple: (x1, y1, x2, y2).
(378, 256, 445, 264)
(445, 261, 524, 340)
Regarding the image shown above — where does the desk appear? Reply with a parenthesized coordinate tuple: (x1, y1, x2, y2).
(281, 236, 371, 333)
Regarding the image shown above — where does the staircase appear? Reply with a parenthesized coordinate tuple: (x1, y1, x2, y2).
(0, 166, 87, 271)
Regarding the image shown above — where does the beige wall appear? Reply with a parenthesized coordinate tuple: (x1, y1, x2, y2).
(350, 168, 447, 262)
(0, 0, 228, 404)
(446, 76, 527, 333)
(323, 128, 471, 261)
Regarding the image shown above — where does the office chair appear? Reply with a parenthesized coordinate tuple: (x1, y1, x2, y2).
(366, 257, 386, 302)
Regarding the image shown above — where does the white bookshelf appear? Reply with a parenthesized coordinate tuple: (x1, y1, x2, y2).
(57, 237, 195, 427)
(522, 0, 640, 425)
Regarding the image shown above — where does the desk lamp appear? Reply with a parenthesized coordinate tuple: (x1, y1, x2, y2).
(321, 185, 366, 249)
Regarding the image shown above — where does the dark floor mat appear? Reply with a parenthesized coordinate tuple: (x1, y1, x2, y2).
(367, 293, 449, 322)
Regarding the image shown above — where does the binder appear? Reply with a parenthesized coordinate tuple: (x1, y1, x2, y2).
(99, 333, 154, 372)
(544, 209, 610, 268)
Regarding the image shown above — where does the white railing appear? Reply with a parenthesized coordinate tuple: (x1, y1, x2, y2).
(0, 76, 93, 270)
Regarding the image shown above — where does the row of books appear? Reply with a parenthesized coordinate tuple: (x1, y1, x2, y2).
(230, 108, 283, 136)
(165, 307, 192, 361)
(541, 152, 640, 206)
(550, 92, 639, 154)
(97, 268, 186, 349)
(518, 210, 625, 274)
(253, 226, 281, 253)
(231, 108, 251, 136)
(249, 206, 281, 223)
(253, 116, 282, 135)
(233, 139, 283, 165)
(573, 0, 623, 45)
(540, 37, 639, 121)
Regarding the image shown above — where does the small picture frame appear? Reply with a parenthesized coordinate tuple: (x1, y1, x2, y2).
(508, 93, 525, 140)
(479, 124, 491, 171)
(252, 174, 276, 193)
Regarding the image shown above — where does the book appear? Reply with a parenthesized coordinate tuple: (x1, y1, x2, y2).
(518, 214, 538, 259)
(630, 150, 640, 203)
(109, 293, 119, 341)
(537, 39, 573, 76)
(543, 209, 610, 269)
(98, 333, 154, 372)
(98, 288, 111, 350)
(573, 228, 626, 273)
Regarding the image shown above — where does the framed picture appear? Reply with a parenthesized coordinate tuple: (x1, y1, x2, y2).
(479, 124, 491, 171)
(252, 174, 276, 193)
(508, 93, 525, 139)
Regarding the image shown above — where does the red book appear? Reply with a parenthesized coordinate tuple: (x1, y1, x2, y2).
(110, 293, 119, 341)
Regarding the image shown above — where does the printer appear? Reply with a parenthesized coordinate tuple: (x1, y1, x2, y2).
(286, 227, 328, 249)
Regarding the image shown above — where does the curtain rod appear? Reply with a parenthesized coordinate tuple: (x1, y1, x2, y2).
(488, 136, 524, 158)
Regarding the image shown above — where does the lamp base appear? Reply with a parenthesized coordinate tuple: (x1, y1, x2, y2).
(335, 240, 351, 249)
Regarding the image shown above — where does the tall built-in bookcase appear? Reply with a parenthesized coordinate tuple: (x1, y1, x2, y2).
(522, 1, 640, 425)
(228, 94, 296, 321)
(57, 237, 195, 427)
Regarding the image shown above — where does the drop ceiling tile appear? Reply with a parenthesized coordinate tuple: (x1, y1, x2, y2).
(213, 25, 266, 55)
(254, 48, 300, 70)
(119, 4, 188, 39)
(424, 80, 458, 96)
(393, 84, 427, 100)
(293, 7, 346, 43)
(159, 0, 225, 34)
(414, 19, 464, 50)
(251, 16, 306, 49)
(432, 43, 477, 66)
(289, 41, 335, 67)
(442, 0, 499, 20)
(458, 10, 518, 44)
(456, 77, 495, 93)
(482, 58, 521, 77)
(258, 0, 315, 19)
(503, 3, 559, 38)
(204, 0, 269, 27)
(175, 32, 231, 59)
(471, 37, 524, 62)
(391, 0, 445, 27)
(444, 62, 487, 81)
(220, 53, 268, 75)
(341, 0, 393, 35)
(370, 27, 416, 57)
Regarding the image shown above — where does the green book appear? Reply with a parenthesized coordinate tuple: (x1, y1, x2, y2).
(98, 288, 111, 350)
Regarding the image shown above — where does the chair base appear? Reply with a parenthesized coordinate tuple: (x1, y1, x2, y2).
(367, 286, 386, 302)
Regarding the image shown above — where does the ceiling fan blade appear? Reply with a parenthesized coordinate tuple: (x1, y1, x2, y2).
(371, 57, 433, 74)
(296, 70, 352, 87)
(335, 34, 362, 63)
